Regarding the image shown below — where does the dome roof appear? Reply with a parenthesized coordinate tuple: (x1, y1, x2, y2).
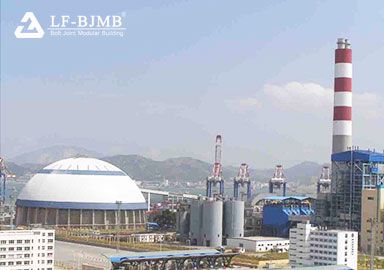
(16, 158, 147, 210)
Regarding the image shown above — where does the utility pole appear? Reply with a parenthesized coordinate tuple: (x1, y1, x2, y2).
(116, 200, 122, 254)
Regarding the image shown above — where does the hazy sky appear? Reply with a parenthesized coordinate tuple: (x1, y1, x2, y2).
(1, 0, 383, 168)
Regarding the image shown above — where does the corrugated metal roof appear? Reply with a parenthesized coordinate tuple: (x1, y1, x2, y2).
(109, 249, 221, 263)
(264, 196, 312, 201)
(332, 150, 384, 163)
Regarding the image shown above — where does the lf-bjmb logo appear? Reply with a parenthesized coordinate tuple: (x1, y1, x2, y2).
(14, 12, 45, 39)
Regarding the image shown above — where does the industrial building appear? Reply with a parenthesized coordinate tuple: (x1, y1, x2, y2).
(318, 150, 384, 232)
(289, 222, 357, 269)
(227, 236, 289, 252)
(360, 183, 384, 255)
(15, 157, 148, 228)
(257, 196, 314, 238)
(0, 229, 55, 270)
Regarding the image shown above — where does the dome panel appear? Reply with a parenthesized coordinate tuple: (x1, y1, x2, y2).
(16, 157, 147, 210)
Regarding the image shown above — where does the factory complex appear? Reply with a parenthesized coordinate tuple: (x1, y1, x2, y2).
(1, 38, 383, 270)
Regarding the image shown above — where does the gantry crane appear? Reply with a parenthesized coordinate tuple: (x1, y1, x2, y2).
(206, 135, 224, 197)
(317, 165, 331, 193)
(0, 157, 16, 205)
(269, 165, 287, 196)
(233, 163, 252, 201)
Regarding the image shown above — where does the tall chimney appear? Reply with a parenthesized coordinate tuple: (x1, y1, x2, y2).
(332, 38, 352, 153)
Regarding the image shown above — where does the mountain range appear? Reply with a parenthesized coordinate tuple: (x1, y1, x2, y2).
(5, 145, 324, 188)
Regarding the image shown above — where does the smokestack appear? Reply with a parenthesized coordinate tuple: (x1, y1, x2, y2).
(332, 38, 352, 153)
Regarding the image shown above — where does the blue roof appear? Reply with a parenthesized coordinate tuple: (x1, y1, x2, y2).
(109, 249, 221, 263)
(264, 196, 312, 201)
(332, 150, 384, 163)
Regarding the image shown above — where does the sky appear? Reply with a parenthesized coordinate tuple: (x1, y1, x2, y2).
(1, 0, 383, 168)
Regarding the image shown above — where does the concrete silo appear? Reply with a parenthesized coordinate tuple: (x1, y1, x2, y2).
(189, 200, 203, 245)
(176, 209, 190, 237)
(201, 199, 223, 247)
(224, 200, 244, 239)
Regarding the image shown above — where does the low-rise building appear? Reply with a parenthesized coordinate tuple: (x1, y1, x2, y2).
(131, 233, 175, 243)
(226, 236, 289, 252)
(0, 229, 55, 270)
(289, 222, 357, 270)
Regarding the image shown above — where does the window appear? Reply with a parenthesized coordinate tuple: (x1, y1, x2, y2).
(0, 240, 6, 244)
(17, 240, 23, 244)
(368, 197, 374, 200)
(9, 240, 14, 244)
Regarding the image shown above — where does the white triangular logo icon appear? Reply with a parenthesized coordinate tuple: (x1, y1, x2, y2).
(14, 12, 45, 39)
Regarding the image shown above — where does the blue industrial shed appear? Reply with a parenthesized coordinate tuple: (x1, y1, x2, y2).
(332, 150, 384, 163)
(261, 196, 314, 238)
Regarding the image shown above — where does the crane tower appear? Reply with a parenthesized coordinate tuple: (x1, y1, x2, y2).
(206, 135, 224, 197)
(233, 163, 252, 200)
(269, 165, 287, 196)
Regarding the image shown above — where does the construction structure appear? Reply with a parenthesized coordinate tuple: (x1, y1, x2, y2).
(269, 165, 287, 196)
(332, 38, 352, 154)
(206, 135, 224, 197)
(15, 157, 148, 228)
(233, 163, 252, 201)
(327, 150, 384, 232)
(317, 165, 332, 194)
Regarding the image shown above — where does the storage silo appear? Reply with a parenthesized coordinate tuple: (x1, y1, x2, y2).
(201, 200, 223, 247)
(224, 200, 244, 239)
(189, 200, 203, 245)
(176, 210, 190, 237)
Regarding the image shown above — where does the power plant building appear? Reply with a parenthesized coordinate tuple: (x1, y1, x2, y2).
(326, 150, 384, 232)
(15, 158, 147, 228)
(260, 196, 314, 238)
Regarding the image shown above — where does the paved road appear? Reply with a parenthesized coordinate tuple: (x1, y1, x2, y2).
(55, 241, 125, 269)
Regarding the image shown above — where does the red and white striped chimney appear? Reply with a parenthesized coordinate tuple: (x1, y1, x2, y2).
(332, 38, 352, 153)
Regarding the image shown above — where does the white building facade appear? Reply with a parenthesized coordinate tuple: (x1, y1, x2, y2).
(289, 222, 316, 267)
(289, 222, 357, 270)
(227, 236, 289, 252)
(0, 229, 55, 270)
